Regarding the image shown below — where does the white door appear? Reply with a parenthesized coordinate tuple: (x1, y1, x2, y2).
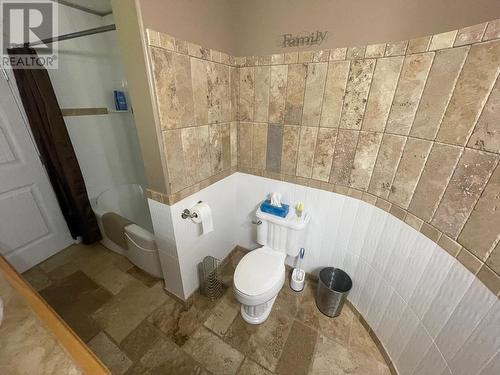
(0, 69, 73, 272)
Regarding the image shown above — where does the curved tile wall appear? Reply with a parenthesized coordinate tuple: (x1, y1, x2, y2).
(232, 21, 500, 295)
(144, 16, 500, 375)
(232, 172, 499, 375)
(149, 171, 499, 374)
(145, 18, 500, 297)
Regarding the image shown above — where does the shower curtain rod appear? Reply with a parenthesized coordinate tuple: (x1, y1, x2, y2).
(20, 24, 116, 47)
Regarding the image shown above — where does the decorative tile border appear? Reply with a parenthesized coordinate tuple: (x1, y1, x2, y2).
(145, 167, 237, 205)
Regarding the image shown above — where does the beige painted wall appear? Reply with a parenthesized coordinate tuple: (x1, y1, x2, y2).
(137, 0, 500, 56)
(138, 0, 236, 54)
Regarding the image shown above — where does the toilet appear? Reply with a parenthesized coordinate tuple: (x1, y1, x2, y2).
(233, 205, 310, 324)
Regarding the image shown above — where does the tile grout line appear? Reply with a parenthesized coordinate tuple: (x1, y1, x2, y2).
(425, 146, 465, 224)
(310, 61, 330, 178)
(378, 51, 411, 201)
(401, 50, 435, 137)
(429, 44, 470, 142)
(398, 139, 433, 210)
(433, 297, 498, 375)
(463, 70, 500, 149)
(327, 59, 351, 183)
(451, 28, 460, 47)
(338, 60, 368, 186)
(406, 49, 436, 137)
(348, 60, 378, 190)
(479, 22, 489, 42)
(280, 66, 292, 175)
(385, 135, 408, 202)
(474, 347, 500, 375)
(378, 51, 408, 135)
(352, 57, 379, 190)
(365, 56, 405, 194)
(484, 236, 500, 267)
(293, 63, 310, 176)
(298, 61, 309, 126)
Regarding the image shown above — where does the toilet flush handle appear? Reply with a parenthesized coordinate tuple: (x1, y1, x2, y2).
(252, 219, 262, 225)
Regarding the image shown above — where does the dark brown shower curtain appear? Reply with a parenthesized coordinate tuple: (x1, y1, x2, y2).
(8, 47, 101, 244)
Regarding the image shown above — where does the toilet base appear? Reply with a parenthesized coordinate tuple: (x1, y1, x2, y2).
(240, 295, 278, 324)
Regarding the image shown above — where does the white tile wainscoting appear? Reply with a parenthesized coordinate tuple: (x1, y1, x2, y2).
(149, 174, 238, 299)
(149, 172, 499, 375)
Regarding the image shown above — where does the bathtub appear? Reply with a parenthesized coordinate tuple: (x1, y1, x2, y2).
(91, 184, 163, 278)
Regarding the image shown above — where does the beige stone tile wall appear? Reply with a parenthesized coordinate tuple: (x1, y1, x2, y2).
(146, 29, 239, 198)
(144, 20, 500, 296)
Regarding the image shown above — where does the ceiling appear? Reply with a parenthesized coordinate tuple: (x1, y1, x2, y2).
(56, 0, 112, 16)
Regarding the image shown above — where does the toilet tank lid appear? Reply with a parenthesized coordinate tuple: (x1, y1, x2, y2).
(256, 206, 310, 230)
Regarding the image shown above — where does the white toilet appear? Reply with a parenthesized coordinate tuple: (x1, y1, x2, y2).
(233, 205, 310, 324)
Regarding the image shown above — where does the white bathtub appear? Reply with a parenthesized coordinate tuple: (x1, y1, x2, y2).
(91, 184, 163, 278)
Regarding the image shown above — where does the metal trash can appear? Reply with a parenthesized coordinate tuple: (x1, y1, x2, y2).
(316, 267, 352, 317)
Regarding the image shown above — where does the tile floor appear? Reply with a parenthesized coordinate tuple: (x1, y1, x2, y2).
(23, 244, 392, 375)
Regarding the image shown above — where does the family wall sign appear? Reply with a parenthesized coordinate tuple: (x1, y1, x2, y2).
(281, 30, 328, 48)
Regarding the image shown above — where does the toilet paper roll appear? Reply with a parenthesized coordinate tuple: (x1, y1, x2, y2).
(191, 202, 214, 234)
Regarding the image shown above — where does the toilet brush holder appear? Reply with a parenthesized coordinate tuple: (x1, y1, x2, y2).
(290, 268, 305, 292)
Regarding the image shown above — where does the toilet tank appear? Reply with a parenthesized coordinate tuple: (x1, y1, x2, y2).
(255, 206, 310, 257)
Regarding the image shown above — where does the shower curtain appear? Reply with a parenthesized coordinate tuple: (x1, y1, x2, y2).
(7, 47, 101, 244)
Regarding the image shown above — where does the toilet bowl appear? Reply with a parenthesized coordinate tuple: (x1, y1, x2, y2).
(233, 204, 310, 324)
(233, 246, 286, 324)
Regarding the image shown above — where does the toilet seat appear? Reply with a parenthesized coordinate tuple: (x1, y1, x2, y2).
(234, 246, 285, 296)
(233, 246, 286, 323)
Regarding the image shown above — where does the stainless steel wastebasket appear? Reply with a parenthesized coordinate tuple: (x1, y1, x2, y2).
(316, 267, 352, 317)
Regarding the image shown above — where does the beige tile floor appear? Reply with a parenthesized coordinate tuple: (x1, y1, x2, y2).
(23, 244, 392, 375)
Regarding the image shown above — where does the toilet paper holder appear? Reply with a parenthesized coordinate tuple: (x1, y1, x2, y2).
(181, 201, 203, 219)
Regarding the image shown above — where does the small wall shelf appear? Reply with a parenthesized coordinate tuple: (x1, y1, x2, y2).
(61, 108, 133, 117)
(108, 109, 131, 114)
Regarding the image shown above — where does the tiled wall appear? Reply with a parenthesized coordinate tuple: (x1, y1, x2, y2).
(146, 29, 239, 199)
(149, 174, 238, 300)
(148, 172, 499, 374)
(144, 19, 500, 294)
(234, 172, 499, 375)
(234, 20, 500, 293)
